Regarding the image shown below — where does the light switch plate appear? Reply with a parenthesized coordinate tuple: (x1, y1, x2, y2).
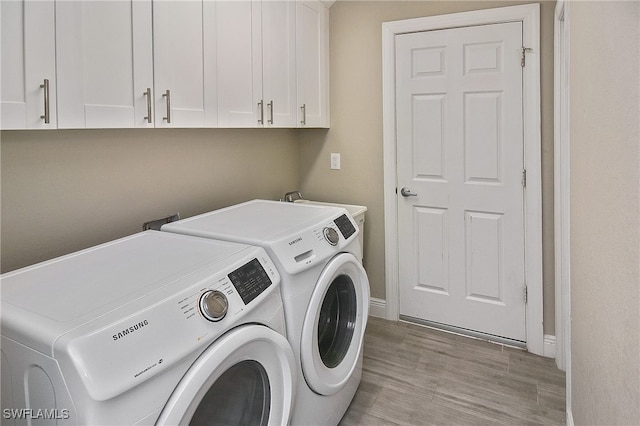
(331, 152, 341, 170)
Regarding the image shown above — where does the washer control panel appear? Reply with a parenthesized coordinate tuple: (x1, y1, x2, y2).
(176, 254, 278, 323)
(199, 290, 229, 322)
(227, 258, 273, 305)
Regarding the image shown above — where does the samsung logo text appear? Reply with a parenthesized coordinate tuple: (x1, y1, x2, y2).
(288, 237, 303, 246)
(113, 320, 149, 341)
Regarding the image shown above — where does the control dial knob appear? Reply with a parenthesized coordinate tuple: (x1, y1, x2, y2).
(323, 227, 339, 246)
(199, 290, 228, 322)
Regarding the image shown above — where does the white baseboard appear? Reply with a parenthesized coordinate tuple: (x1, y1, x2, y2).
(368, 298, 557, 360)
(543, 334, 556, 358)
(368, 297, 387, 319)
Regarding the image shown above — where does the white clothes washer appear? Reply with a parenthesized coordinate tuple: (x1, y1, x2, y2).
(162, 200, 370, 426)
(1, 230, 295, 425)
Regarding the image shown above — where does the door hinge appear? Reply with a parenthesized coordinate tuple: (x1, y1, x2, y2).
(520, 47, 533, 67)
(522, 169, 527, 188)
(523, 286, 528, 304)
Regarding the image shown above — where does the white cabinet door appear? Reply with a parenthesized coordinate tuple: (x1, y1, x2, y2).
(216, 1, 262, 128)
(217, 0, 296, 128)
(153, 0, 216, 128)
(1, 0, 56, 129)
(262, 1, 297, 128)
(296, 1, 329, 128)
(55, 0, 153, 129)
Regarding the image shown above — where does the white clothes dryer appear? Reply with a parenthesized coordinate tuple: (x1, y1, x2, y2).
(1, 230, 295, 425)
(162, 200, 370, 426)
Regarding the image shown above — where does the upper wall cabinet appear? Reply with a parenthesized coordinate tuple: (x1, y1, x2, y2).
(2, 0, 328, 130)
(153, 1, 217, 127)
(55, 1, 153, 129)
(296, 1, 330, 128)
(55, 0, 216, 129)
(216, 0, 297, 128)
(1, 0, 57, 129)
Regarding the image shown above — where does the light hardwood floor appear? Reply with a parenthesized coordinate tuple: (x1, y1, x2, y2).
(340, 317, 566, 425)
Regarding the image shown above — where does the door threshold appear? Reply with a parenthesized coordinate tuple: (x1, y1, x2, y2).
(399, 315, 527, 350)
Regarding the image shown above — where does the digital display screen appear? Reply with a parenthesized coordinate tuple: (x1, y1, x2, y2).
(334, 214, 356, 240)
(228, 259, 272, 305)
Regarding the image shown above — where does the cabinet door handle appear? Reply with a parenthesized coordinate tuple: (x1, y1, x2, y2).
(300, 104, 306, 126)
(143, 88, 152, 124)
(267, 101, 274, 125)
(257, 100, 264, 125)
(40, 79, 50, 124)
(162, 90, 171, 123)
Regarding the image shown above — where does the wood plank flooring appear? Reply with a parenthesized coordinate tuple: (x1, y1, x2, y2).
(340, 317, 566, 425)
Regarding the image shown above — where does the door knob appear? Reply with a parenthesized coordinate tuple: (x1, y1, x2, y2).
(400, 187, 417, 197)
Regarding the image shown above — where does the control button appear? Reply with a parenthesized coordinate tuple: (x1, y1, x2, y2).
(199, 290, 228, 322)
(323, 227, 339, 246)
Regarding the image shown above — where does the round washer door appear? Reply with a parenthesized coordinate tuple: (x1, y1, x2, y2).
(300, 252, 370, 396)
(156, 325, 296, 426)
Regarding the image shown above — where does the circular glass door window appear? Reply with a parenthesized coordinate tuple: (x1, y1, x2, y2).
(189, 360, 270, 426)
(317, 275, 358, 368)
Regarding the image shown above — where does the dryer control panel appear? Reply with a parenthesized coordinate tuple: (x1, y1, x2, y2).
(333, 214, 357, 240)
(270, 212, 361, 275)
(321, 214, 356, 246)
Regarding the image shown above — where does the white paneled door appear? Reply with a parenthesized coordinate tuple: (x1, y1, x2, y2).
(396, 22, 526, 342)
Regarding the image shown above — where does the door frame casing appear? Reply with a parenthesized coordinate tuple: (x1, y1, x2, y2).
(553, 0, 572, 421)
(382, 4, 544, 355)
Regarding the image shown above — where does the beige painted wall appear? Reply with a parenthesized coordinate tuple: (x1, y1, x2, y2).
(569, 1, 640, 424)
(299, 0, 557, 333)
(1, 129, 299, 272)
